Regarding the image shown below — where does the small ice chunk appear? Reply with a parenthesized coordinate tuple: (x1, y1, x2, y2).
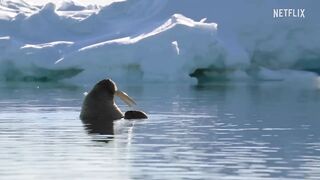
(171, 41, 180, 55)
(200, 18, 207, 23)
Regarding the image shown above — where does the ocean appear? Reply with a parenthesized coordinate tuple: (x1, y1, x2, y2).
(0, 82, 319, 179)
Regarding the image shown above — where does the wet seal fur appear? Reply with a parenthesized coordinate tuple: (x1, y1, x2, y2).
(80, 79, 147, 135)
(124, 110, 148, 119)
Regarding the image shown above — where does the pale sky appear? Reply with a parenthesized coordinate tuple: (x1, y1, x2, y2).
(24, 0, 123, 6)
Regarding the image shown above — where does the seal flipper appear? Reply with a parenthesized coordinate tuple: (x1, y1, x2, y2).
(124, 110, 148, 120)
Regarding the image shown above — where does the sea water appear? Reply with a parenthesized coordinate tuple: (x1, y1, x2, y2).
(0, 81, 320, 179)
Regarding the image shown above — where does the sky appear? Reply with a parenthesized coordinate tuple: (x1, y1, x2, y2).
(24, 0, 123, 6)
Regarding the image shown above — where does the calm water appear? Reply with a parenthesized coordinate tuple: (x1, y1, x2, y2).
(0, 82, 320, 179)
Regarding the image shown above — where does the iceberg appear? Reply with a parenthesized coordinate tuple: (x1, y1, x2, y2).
(0, 0, 319, 85)
(55, 13, 221, 83)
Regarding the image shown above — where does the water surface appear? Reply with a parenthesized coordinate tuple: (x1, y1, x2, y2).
(0, 82, 320, 179)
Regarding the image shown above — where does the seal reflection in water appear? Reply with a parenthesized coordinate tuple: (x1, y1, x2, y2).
(80, 79, 147, 136)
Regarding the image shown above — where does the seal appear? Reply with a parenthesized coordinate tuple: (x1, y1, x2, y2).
(80, 79, 147, 135)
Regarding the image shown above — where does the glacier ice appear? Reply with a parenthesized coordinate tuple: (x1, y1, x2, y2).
(0, 0, 319, 85)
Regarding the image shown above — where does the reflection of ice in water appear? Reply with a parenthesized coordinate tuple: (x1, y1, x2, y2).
(0, 82, 320, 179)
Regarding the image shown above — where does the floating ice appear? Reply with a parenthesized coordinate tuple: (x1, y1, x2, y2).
(0, 0, 319, 85)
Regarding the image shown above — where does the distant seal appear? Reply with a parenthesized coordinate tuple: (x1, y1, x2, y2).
(80, 79, 147, 135)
